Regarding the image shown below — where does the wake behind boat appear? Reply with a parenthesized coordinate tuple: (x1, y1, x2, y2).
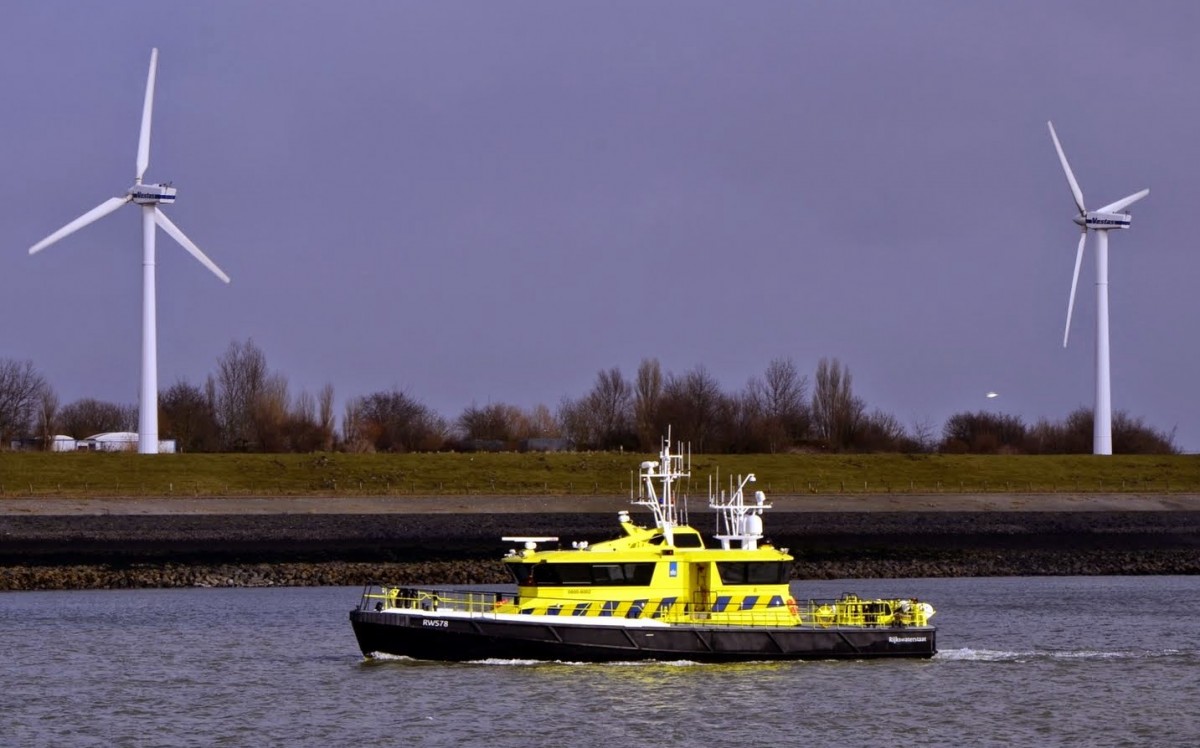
(349, 437, 936, 662)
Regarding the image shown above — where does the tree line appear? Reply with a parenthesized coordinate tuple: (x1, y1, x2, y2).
(0, 342, 1178, 454)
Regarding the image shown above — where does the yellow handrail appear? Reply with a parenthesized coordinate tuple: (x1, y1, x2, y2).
(359, 585, 935, 628)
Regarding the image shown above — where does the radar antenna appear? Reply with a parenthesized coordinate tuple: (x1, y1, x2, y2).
(631, 429, 690, 546)
(708, 471, 770, 550)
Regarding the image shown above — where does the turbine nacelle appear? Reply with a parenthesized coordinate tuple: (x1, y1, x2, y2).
(1075, 211, 1133, 230)
(127, 182, 177, 205)
(1047, 120, 1148, 229)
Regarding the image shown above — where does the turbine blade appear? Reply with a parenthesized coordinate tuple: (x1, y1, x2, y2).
(154, 208, 231, 283)
(136, 48, 159, 181)
(28, 196, 130, 255)
(1047, 121, 1086, 215)
(1063, 232, 1087, 347)
(1096, 188, 1150, 215)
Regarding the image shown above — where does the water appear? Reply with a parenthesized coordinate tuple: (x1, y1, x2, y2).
(2, 577, 1197, 747)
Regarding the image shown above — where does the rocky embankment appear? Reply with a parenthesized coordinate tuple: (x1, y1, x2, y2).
(2, 510, 1198, 590)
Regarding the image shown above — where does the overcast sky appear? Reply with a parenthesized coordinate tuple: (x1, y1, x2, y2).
(2, 1, 1198, 450)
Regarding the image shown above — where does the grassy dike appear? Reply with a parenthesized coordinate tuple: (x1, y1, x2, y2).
(2, 450, 1199, 498)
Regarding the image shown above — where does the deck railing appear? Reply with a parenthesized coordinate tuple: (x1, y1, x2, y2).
(356, 584, 933, 628)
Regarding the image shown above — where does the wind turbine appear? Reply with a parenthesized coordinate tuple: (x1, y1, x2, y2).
(1047, 121, 1148, 455)
(28, 48, 230, 454)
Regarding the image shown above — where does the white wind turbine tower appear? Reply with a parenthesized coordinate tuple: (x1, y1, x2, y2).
(1046, 121, 1148, 456)
(28, 48, 230, 454)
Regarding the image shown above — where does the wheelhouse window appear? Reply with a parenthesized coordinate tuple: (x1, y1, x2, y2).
(648, 531, 703, 548)
(507, 562, 657, 586)
(715, 561, 790, 585)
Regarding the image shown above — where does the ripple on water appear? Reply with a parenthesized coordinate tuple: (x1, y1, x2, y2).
(3, 580, 1199, 746)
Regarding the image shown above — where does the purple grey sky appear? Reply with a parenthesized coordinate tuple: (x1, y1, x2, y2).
(3, 1, 1199, 450)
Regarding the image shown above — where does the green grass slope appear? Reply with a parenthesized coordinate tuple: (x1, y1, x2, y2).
(2, 450, 1198, 498)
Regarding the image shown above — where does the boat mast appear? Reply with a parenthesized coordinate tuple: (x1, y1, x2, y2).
(632, 430, 690, 545)
(708, 471, 770, 550)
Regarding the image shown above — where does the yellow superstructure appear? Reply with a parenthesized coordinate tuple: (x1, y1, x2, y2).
(497, 517, 803, 626)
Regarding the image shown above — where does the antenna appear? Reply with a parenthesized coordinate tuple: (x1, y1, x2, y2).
(632, 429, 691, 545)
(709, 470, 769, 550)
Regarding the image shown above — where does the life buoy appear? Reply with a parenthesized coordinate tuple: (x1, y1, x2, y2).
(786, 597, 799, 617)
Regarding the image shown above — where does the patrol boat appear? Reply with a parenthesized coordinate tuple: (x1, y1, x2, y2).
(349, 437, 936, 662)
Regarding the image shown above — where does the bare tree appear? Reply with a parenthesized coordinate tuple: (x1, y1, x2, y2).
(748, 357, 810, 452)
(588, 367, 634, 448)
(346, 390, 447, 452)
(214, 339, 268, 450)
(281, 386, 328, 452)
(856, 408, 912, 452)
(204, 375, 217, 417)
(251, 372, 290, 451)
(293, 389, 315, 424)
(811, 358, 864, 451)
(58, 398, 137, 438)
(1024, 408, 1176, 455)
(1026, 409, 1093, 455)
(525, 403, 560, 439)
(318, 383, 336, 451)
(559, 368, 634, 449)
(716, 388, 766, 453)
(0, 359, 50, 446)
(941, 411, 1027, 454)
(910, 415, 938, 453)
(659, 366, 724, 452)
(160, 379, 220, 452)
(342, 398, 366, 451)
(634, 358, 663, 450)
(457, 402, 525, 445)
(37, 388, 60, 449)
(557, 395, 594, 447)
(1112, 412, 1177, 454)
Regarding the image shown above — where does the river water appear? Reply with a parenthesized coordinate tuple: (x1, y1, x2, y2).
(2, 576, 1196, 747)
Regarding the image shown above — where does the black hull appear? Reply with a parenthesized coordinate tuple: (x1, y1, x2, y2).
(349, 610, 936, 663)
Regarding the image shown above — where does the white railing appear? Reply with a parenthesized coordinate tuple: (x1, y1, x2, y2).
(357, 585, 934, 628)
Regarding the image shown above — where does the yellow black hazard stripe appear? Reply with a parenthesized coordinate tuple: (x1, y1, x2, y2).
(519, 594, 787, 618)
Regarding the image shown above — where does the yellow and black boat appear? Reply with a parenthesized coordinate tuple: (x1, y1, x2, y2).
(349, 437, 936, 662)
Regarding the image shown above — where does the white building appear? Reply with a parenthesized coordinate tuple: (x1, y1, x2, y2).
(50, 435, 78, 451)
(81, 432, 177, 453)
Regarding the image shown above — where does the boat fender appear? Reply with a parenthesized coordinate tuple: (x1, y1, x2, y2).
(786, 597, 799, 617)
